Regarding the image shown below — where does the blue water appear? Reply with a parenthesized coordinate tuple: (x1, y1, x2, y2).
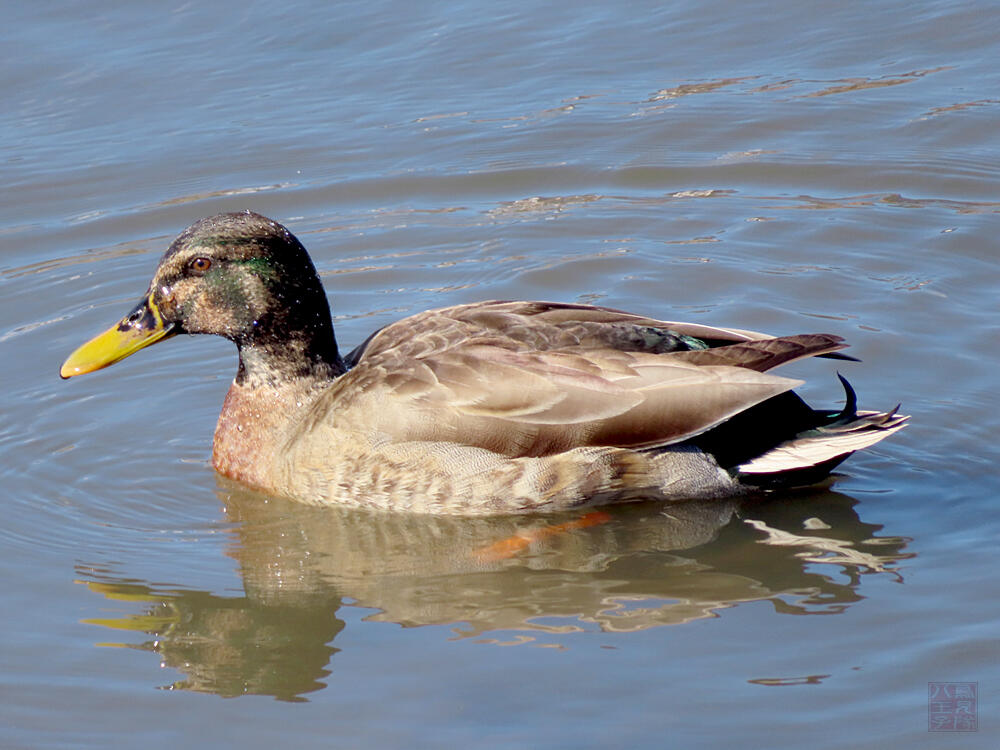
(3, 1, 999, 747)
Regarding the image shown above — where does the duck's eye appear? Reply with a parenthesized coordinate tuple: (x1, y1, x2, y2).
(188, 257, 212, 274)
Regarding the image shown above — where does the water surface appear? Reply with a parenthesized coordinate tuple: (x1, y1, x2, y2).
(3, 1, 999, 747)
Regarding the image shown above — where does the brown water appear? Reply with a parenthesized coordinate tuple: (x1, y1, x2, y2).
(3, 1, 999, 747)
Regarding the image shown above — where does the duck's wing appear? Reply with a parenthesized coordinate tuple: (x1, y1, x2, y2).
(323, 301, 848, 457)
(342, 300, 774, 367)
(347, 300, 849, 376)
(665, 333, 849, 371)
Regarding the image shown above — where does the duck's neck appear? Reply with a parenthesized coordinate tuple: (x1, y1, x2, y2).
(234, 291, 346, 387)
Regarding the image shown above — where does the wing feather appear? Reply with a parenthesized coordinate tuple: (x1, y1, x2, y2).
(324, 300, 840, 458)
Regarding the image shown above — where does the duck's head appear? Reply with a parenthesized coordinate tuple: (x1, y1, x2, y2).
(60, 211, 343, 383)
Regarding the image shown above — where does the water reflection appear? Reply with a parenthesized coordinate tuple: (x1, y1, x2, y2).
(80, 577, 343, 702)
(77, 488, 912, 701)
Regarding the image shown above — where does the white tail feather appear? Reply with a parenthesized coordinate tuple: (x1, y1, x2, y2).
(738, 410, 909, 474)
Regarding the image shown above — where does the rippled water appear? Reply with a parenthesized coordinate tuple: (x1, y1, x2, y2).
(4, 1, 999, 747)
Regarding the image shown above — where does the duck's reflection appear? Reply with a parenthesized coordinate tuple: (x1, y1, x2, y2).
(77, 486, 913, 700)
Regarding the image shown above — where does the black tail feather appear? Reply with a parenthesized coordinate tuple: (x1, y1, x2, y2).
(819, 351, 861, 363)
(831, 372, 858, 424)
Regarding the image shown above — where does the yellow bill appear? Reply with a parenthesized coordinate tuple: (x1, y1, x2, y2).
(60, 294, 175, 379)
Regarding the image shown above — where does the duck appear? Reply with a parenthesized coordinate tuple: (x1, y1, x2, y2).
(60, 211, 907, 514)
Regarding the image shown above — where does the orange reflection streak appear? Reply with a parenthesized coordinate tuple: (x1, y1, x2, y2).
(474, 510, 613, 562)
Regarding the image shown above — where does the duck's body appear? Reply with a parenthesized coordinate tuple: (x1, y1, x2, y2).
(61, 212, 907, 514)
